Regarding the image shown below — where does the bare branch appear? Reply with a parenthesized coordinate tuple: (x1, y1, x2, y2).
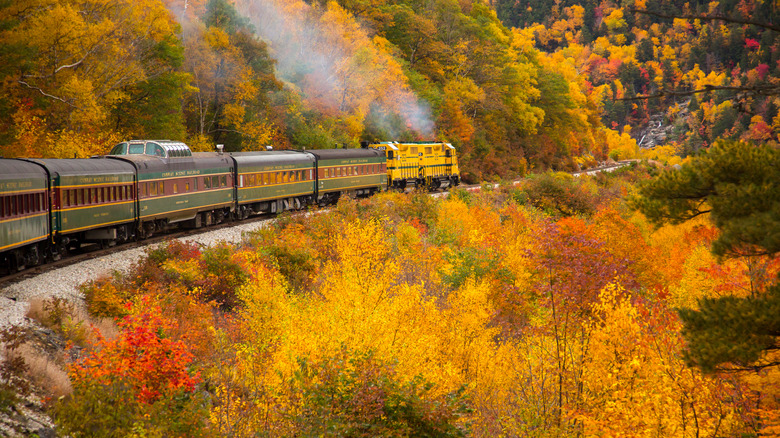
(17, 80, 77, 107)
(629, 8, 780, 32)
(615, 85, 780, 101)
(54, 57, 86, 74)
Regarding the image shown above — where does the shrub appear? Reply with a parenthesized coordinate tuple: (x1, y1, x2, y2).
(0, 326, 31, 413)
(288, 347, 470, 437)
(516, 172, 597, 217)
(54, 298, 208, 437)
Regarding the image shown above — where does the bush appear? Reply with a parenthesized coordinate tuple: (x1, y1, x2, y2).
(516, 172, 597, 217)
(54, 299, 208, 437)
(288, 348, 471, 437)
(0, 326, 30, 414)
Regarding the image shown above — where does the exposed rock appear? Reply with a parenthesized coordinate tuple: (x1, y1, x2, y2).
(634, 100, 690, 149)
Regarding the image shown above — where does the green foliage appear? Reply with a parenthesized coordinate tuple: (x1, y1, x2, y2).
(54, 378, 209, 438)
(634, 140, 780, 258)
(135, 240, 203, 285)
(516, 172, 597, 217)
(81, 274, 134, 319)
(441, 246, 513, 290)
(289, 348, 470, 437)
(679, 284, 780, 372)
(200, 243, 250, 310)
(634, 139, 780, 373)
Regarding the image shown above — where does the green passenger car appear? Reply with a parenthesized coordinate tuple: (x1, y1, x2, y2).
(108, 152, 235, 235)
(307, 148, 387, 205)
(25, 158, 137, 247)
(0, 159, 49, 270)
(231, 151, 316, 216)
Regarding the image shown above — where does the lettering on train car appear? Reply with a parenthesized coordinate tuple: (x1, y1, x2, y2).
(0, 181, 33, 190)
(76, 176, 122, 185)
(161, 170, 202, 178)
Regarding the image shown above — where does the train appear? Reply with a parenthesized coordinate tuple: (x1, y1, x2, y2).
(0, 140, 460, 273)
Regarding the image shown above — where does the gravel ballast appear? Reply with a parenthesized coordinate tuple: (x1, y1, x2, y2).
(0, 219, 271, 328)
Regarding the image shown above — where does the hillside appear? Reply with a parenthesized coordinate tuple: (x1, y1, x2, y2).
(1, 162, 779, 436)
(1, 0, 650, 181)
(495, 0, 780, 154)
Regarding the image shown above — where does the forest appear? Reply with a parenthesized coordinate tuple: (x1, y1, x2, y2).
(7, 0, 775, 178)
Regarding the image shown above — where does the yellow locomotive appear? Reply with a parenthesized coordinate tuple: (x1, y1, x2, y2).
(366, 141, 460, 190)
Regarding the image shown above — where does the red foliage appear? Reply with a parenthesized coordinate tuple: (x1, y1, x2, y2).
(744, 38, 760, 50)
(70, 296, 200, 404)
(755, 63, 770, 80)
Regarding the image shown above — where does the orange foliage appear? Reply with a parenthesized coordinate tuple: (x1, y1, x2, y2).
(69, 297, 200, 404)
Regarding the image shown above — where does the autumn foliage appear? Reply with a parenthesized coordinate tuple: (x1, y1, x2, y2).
(44, 167, 778, 436)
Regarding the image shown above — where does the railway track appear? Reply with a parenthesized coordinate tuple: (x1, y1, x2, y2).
(0, 212, 276, 289)
(1, 161, 632, 289)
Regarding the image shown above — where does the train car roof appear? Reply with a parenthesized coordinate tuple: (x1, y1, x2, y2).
(21, 158, 135, 175)
(0, 159, 49, 180)
(229, 150, 314, 166)
(306, 148, 384, 159)
(106, 154, 231, 172)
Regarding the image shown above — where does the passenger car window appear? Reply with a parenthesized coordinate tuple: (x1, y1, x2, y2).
(109, 142, 128, 155)
(145, 142, 165, 157)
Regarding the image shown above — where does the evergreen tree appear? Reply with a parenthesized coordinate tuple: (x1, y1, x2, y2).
(633, 140, 780, 372)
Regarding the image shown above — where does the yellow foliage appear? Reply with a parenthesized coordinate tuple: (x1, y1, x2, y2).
(603, 9, 627, 32)
(578, 283, 744, 437)
(205, 27, 231, 50)
(639, 144, 683, 165)
(668, 245, 720, 309)
(602, 127, 639, 159)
